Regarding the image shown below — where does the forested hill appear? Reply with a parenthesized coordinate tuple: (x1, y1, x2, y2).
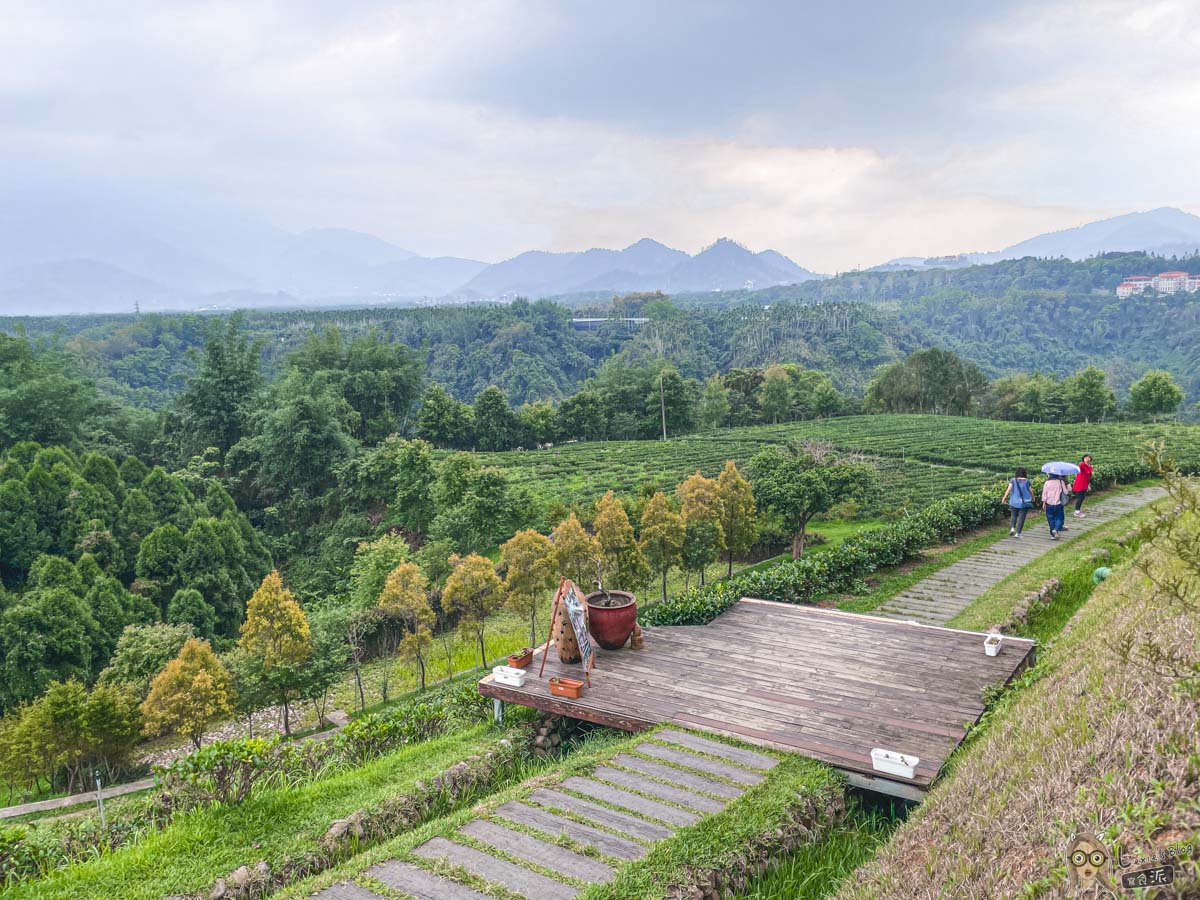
(5, 252, 1200, 407)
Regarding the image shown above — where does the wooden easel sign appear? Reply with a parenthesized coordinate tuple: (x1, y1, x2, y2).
(538, 579, 595, 686)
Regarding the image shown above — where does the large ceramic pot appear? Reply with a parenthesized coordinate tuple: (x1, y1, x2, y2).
(584, 590, 637, 650)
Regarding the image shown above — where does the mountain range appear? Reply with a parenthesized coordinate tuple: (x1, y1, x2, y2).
(2, 183, 1200, 315)
(872, 207, 1200, 272)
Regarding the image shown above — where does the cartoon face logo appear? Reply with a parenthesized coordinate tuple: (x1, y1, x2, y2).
(1067, 833, 1116, 896)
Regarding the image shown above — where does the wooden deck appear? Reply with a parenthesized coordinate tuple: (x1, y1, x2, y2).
(479, 599, 1036, 799)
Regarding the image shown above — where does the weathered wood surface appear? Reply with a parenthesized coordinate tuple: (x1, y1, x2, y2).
(527, 787, 675, 841)
(412, 836, 579, 900)
(493, 800, 647, 860)
(559, 776, 700, 826)
(591, 766, 727, 813)
(609, 754, 744, 798)
(313, 883, 386, 900)
(365, 860, 493, 899)
(876, 486, 1163, 624)
(634, 743, 765, 785)
(480, 599, 1036, 788)
(458, 819, 615, 883)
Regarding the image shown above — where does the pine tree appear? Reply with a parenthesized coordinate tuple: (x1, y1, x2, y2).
(377, 562, 434, 691)
(140, 638, 234, 748)
(500, 529, 556, 645)
(549, 513, 601, 587)
(442, 554, 501, 670)
(593, 491, 650, 593)
(640, 493, 684, 601)
(238, 571, 311, 735)
(716, 460, 757, 576)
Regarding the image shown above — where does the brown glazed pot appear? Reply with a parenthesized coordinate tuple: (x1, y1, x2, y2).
(584, 590, 637, 650)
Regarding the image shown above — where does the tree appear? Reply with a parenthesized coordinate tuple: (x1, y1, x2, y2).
(593, 491, 650, 593)
(696, 375, 731, 431)
(0, 588, 98, 709)
(238, 571, 311, 736)
(757, 366, 792, 423)
(516, 400, 558, 446)
(716, 460, 757, 576)
(1127, 369, 1184, 419)
(176, 316, 263, 456)
(378, 562, 435, 691)
(167, 588, 218, 640)
(135, 523, 187, 617)
(500, 529, 556, 645)
(179, 517, 245, 635)
(393, 439, 436, 534)
(640, 493, 684, 601)
(300, 604, 351, 725)
(82, 682, 142, 781)
(865, 348, 989, 415)
(1064, 366, 1116, 423)
(676, 471, 725, 586)
(415, 384, 474, 449)
(140, 638, 234, 749)
(348, 534, 410, 609)
(473, 386, 518, 451)
(98, 623, 195, 699)
(549, 514, 600, 588)
(0, 479, 49, 577)
(750, 447, 876, 558)
(442, 554, 501, 670)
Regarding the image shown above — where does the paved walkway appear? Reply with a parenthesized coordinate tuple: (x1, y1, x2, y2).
(315, 728, 778, 900)
(874, 486, 1164, 626)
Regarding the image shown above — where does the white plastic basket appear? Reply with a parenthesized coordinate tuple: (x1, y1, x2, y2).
(870, 748, 919, 779)
(984, 634, 1004, 657)
(492, 665, 527, 687)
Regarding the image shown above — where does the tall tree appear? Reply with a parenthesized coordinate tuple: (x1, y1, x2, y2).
(500, 529, 556, 645)
(593, 491, 650, 593)
(1064, 366, 1117, 422)
(716, 460, 757, 576)
(676, 471, 725, 586)
(640, 492, 685, 601)
(416, 384, 474, 449)
(238, 571, 311, 736)
(140, 637, 234, 749)
(442, 554, 501, 670)
(696, 375, 731, 431)
(549, 513, 601, 588)
(750, 447, 875, 558)
(348, 534, 410, 609)
(757, 365, 793, 423)
(377, 562, 435, 691)
(393, 439, 436, 534)
(473, 386, 518, 451)
(176, 316, 264, 457)
(1127, 369, 1184, 419)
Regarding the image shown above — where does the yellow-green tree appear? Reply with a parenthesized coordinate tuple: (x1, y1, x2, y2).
(716, 460, 757, 577)
(593, 491, 650, 593)
(676, 471, 726, 586)
(550, 513, 601, 587)
(238, 571, 311, 736)
(140, 638, 234, 748)
(640, 492, 684, 600)
(378, 562, 435, 691)
(500, 529, 556, 645)
(442, 554, 502, 670)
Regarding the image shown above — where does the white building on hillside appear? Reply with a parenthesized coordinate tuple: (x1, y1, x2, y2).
(1115, 271, 1200, 297)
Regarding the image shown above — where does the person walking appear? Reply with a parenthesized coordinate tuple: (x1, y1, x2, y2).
(1001, 466, 1034, 538)
(1043, 473, 1067, 539)
(1072, 454, 1094, 517)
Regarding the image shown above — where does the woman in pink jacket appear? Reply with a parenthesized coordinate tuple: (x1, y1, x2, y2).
(1043, 474, 1067, 539)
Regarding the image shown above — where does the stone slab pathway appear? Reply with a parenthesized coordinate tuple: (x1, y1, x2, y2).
(874, 486, 1163, 625)
(314, 729, 769, 899)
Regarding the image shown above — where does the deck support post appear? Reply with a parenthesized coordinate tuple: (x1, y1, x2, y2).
(493, 698, 504, 725)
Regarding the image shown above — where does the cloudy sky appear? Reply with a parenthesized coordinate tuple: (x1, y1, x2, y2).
(4, 0, 1199, 270)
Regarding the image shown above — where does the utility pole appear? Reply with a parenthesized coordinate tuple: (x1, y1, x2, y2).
(660, 371, 667, 441)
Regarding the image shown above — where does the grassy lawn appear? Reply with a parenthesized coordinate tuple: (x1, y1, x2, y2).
(9, 726, 516, 900)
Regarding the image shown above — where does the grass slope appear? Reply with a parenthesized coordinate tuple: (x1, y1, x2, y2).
(836, 521, 1200, 897)
(9, 726, 507, 900)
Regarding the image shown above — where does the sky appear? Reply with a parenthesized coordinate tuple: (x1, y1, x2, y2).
(3, 0, 1200, 271)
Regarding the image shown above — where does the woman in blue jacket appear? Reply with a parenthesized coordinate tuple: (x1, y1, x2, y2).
(1001, 467, 1034, 538)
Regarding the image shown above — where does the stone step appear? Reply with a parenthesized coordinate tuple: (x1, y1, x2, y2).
(609, 754, 744, 799)
(365, 859, 492, 900)
(559, 777, 699, 827)
(528, 788, 675, 842)
(412, 836, 577, 900)
(314, 884, 386, 900)
(459, 819, 615, 884)
(655, 728, 779, 770)
(634, 743, 765, 785)
(592, 766, 727, 814)
(493, 801, 646, 860)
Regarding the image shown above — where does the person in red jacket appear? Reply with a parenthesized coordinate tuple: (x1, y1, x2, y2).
(1072, 454, 1094, 517)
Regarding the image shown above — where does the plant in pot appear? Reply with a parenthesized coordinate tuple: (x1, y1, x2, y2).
(585, 573, 637, 651)
(548, 676, 584, 699)
(508, 647, 535, 669)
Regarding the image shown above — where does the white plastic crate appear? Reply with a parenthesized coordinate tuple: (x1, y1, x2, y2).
(870, 748, 919, 779)
(492, 665, 527, 687)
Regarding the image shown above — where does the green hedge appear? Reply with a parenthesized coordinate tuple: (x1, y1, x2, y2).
(640, 464, 1152, 627)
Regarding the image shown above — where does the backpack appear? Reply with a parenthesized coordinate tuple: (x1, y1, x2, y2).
(1010, 478, 1033, 509)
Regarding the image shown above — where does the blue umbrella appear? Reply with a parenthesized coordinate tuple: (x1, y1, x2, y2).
(1042, 461, 1080, 477)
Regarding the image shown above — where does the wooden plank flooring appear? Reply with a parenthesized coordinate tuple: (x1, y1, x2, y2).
(481, 599, 1035, 789)
(875, 486, 1163, 624)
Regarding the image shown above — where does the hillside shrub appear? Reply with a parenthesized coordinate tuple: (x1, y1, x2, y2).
(642, 483, 1027, 626)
